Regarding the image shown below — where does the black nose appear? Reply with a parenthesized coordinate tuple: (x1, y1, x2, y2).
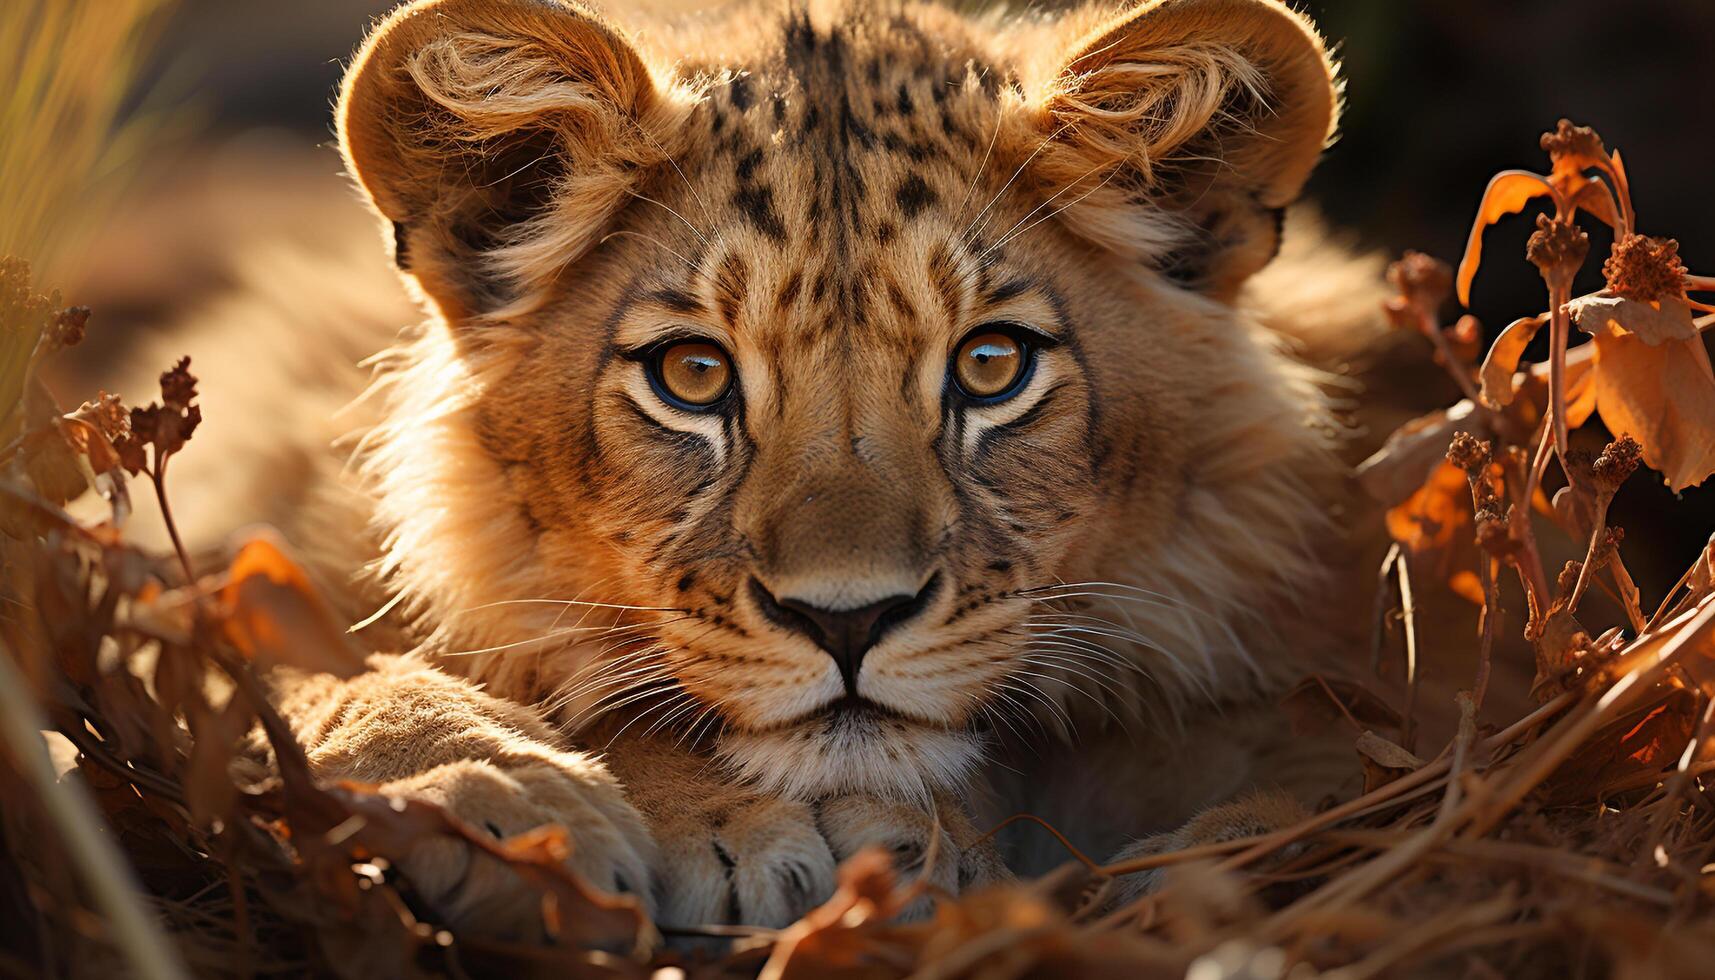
(749, 576, 937, 692)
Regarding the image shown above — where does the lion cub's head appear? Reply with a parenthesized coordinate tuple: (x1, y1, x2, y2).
(339, 0, 1342, 799)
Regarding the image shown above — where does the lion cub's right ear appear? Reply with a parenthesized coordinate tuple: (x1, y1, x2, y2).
(338, 0, 692, 323)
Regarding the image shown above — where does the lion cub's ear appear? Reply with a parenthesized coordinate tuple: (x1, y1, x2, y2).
(1032, 0, 1338, 300)
(338, 0, 692, 322)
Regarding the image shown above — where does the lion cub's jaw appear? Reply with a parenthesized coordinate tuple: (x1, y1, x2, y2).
(339, 0, 1342, 798)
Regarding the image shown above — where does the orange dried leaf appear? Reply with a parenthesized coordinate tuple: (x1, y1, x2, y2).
(1565, 363, 1599, 428)
(1478, 315, 1545, 408)
(1386, 460, 1470, 557)
(1542, 691, 1696, 805)
(1570, 293, 1699, 345)
(1387, 460, 1482, 606)
(1457, 170, 1555, 306)
(218, 532, 367, 678)
(1449, 570, 1485, 604)
(1355, 402, 1488, 507)
(1588, 331, 1715, 491)
(1568, 174, 1620, 229)
(763, 849, 913, 980)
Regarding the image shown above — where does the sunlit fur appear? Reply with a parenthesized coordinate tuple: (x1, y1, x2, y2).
(335, 0, 1373, 803)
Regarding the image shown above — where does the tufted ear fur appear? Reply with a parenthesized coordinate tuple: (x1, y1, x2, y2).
(1032, 0, 1339, 301)
(338, 0, 694, 322)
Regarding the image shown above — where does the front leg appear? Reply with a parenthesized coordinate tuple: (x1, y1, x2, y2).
(599, 729, 1008, 928)
(984, 700, 1357, 891)
(1103, 787, 1312, 904)
(266, 656, 655, 938)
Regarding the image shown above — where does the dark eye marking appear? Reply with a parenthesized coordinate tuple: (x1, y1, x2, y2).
(646, 288, 706, 315)
(616, 391, 684, 435)
(970, 382, 1067, 465)
(984, 276, 1034, 304)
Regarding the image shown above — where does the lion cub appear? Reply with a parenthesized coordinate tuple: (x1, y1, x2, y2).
(208, 0, 1382, 934)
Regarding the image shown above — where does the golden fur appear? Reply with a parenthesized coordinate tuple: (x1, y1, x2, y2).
(135, 0, 1390, 934)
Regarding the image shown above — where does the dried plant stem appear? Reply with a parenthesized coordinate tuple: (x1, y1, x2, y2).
(1648, 552, 1708, 632)
(1567, 495, 1611, 612)
(1328, 892, 1516, 980)
(1546, 291, 1571, 460)
(1609, 560, 1647, 633)
(1370, 544, 1401, 675)
(0, 643, 189, 980)
(1324, 832, 1674, 905)
(1100, 693, 1579, 880)
(1415, 306, 1484, 406)
(1637, 694, 1715, 871)
(976, 813, 1101, 871)
(1223, 692, 1575, 872)
(1464, 599, 1715, 839)
(147, 457, 194, 584)
(1397, 554, 1421, 752)
(1259, 694, 1480, 938)
(1474, 558, 1498, 712)
(1513, 418, 1555, 609)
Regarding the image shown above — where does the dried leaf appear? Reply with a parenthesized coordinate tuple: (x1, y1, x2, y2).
(1568, 175, 1621, 229)
(1356, 402, 1489, 507)
(1565, 361, 1599, 428)
(1478, 315, 1545, 408)
(1569, 293, 1699, 345)
(1541, 691, 1696, 806)
(1588, 331, 1715, 490)
(761, 849, 912, 979)
(1355, 730, 1425, 770)
(1386, 460, 1482, 603)
(1457, 170, 1554, 306)
(217, 533, 367, 678)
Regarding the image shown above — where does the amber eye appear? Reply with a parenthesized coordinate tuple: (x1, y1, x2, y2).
(952, 330, 1029, 402)
(650, 340, 733, 409)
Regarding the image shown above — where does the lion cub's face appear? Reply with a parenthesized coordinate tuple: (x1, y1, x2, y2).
(342, 0, 1339, 798)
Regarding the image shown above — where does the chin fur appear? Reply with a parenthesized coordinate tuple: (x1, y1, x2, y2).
(715, 710, 983, 803)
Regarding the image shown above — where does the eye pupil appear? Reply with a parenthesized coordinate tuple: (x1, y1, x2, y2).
(653, 341, 732, 408)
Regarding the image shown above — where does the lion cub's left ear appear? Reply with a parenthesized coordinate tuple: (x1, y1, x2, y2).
(338, 0, 692, 323)
(1033, 0, 1338, 300)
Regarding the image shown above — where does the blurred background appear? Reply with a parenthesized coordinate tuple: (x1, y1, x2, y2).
(32, 0, 1715, 728)
(104, 0, 1715, 309)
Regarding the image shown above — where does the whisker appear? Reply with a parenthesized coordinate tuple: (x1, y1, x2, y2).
(627, 189, 711, 247)
(979, 159, 1113, 258)
(945, 73, 1003, 227)
(600, 230, 699, 272)
(983, 162, 1125, 258)
(1019, 654, 1142, 721)
(457, 597, 688, 614)
(959, 122, 1073, 245)
(628, 113, 715, 230)
(997, 678, 1075, 739)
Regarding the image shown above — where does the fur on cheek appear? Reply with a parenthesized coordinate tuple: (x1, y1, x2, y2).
(360, 328, 599, 701)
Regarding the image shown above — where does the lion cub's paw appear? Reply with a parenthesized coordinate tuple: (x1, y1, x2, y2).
(647, 791, 838, 929)
(645, 791, 1009, 929)
(1105, 788, 1310, 907)
(817, 794, 1012, 909)
(379, 755, 655, 939)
